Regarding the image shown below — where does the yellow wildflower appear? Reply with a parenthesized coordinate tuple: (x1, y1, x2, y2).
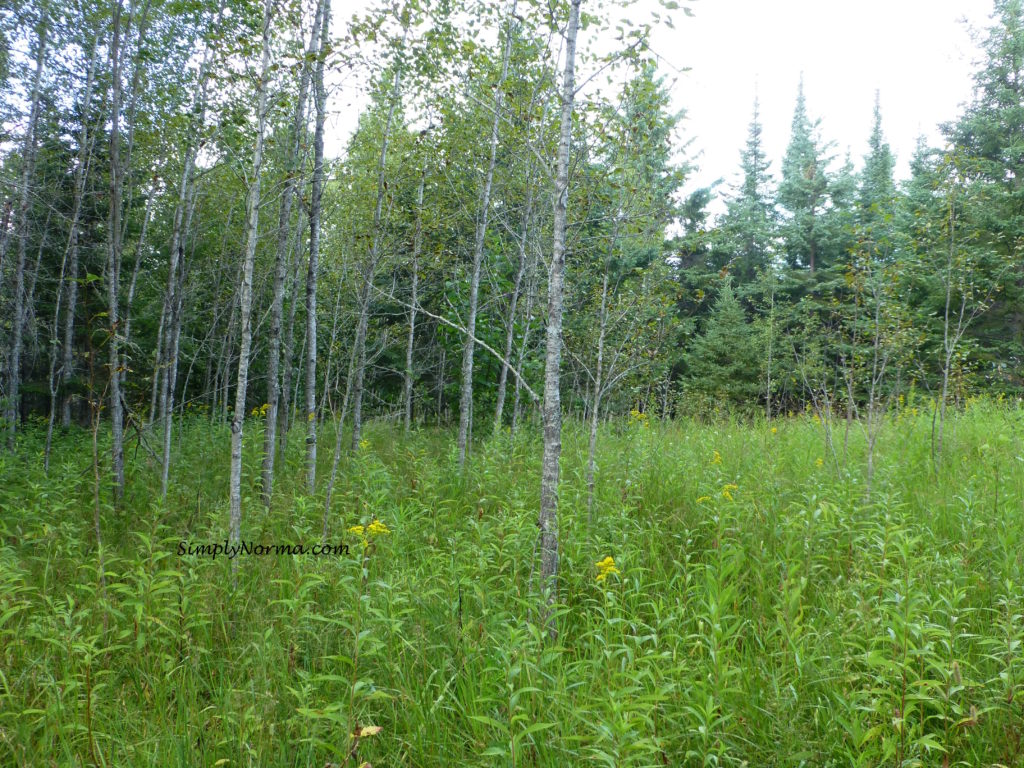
(628, 408, 648, 427)
(721, 483, 738, 501)
(595, 555, 620, 582)
(348, 525, 365, 537)
(711, 450, 722, 465)
(367, 519, 390, 536)
(815, 457, 824, 468)
(696, 495, 712, 504)
(359, 439, 369, 450)
(770, 426, 778, 434)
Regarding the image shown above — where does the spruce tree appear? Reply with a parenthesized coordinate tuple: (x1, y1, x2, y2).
(778, 78, 832, 274)
(685, 278, 762, 410)
(718, 96, 776, 290)
(944, 0, 1024, 387)
(859, 91, 897, 231)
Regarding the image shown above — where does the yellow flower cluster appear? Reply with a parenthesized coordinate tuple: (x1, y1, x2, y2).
(628, 409, 649, 428)
(711, 450, 722, 465)
(770, 426, 778, 434)
(250, 403, 270, 418)
(721, 483, 738, 502)
(359, 439, 370, 450)
(595, 556, 620, 582)
(815, 457, 824, 468)
(696, 495, 712, 504)
(348, 519, 390, 548)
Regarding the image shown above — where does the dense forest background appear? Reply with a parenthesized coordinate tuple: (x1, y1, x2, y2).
(2, 1, 1024, 764)
(1, 0, 1021, 468)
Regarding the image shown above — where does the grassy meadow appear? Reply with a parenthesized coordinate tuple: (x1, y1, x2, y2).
(2, 401, 1023, 766)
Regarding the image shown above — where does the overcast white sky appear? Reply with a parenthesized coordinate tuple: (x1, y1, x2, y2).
(329, 0, 994, 210)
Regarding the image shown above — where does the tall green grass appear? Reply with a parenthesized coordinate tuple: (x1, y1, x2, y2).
(1, 401, 1022, 766)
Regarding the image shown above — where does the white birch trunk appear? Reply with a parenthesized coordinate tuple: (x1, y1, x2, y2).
(5, 11, 47, 448)
(105, 1, 126, 497)
(539, 0, 581, 638)
(229, 0, 274, 559)
(350, 64, 402, 451)
(457, 0, 515, 468)
(304, 0, 330, 493)
(404, 171, 425, 432)
(262, 0, 323, 505)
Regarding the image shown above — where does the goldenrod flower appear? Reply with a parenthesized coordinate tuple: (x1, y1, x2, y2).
(711, 450, 722, 465)
(595, 556, 620, 582)
(348, 525, 365, 537)
(770, 426, 778, 434)
(359, 439, 369, 450)
(721, 483, 737, 502)
(628, 409, 649, 427)
(696, 495, 712, 504)
(367, 519, 390, 536)
(815, 457, 824, 468)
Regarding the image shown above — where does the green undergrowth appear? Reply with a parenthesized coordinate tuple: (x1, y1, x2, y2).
(1, 401, 1023, 766)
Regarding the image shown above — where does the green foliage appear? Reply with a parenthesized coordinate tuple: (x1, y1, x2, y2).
(684, 278, 762, 412)
(2, 405, 1024, 765)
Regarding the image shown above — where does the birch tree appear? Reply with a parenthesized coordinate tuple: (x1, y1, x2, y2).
(4, 3, 48, 448)
(456, 0, 515, 469)
(304, 0, 330, 493)
(538, 0, 581, 638)
(229, 0, 275, 556)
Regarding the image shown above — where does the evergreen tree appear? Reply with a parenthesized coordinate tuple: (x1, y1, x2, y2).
(778, 78, 833, 274)
(685, 278, 761, 410)
(718, 96, 776, 290)
(944, 0, 1024, 389)
(859, 91, 897, 231)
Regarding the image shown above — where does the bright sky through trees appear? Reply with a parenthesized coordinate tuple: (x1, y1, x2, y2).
(330, 0, 991, 213)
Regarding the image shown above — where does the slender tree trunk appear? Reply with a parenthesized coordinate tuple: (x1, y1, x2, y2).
(46, 95, 95, 458)
(765, 283, 774, 421)
(0, 202, 11, 296)
(318, 257, 349, 420)
(934, 190, 960, 470)
(351, 63, 402, 451)
(279, 218, 305, 458)
(262, 0, 323, 505)
(229, 0, 273, 562)
(436, 346, 445, 421)
(158, 56, 209, 499)
(323, 335, 358, 537)
(45, 30, 96, 460)
(457, 2, 515, 468)
(86, 308, 106, 593)
(586, 266, 610, 521)
(24, 211, 51, 349)
(148, 299, 165, 425)
(105, 0, 127, 498)
(511, 246, 539, 439)
(121, 181, 156, 390)
(404, 171, 424, 432)
(494, 176, 534, 434)
(539, 0, 581, 639)
(304, 0, 330, 493)
(5, 10, 47, 448)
